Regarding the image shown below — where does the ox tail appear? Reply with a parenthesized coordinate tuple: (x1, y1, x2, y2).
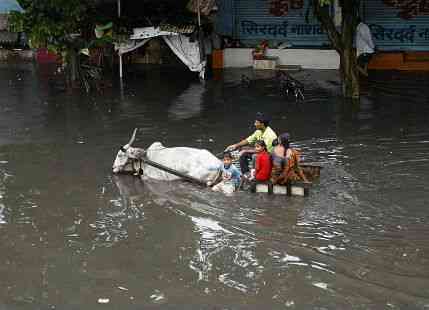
(122, 128, 138, 151)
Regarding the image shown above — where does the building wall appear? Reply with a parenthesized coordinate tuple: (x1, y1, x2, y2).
(364, 0, 429, 51)
(0, 14, 18, 46)
(0, 14, 8, 31)
(215, 0, 429, 70)
(0, 49, 34, 62)
(215, 0, 429, 52)
(223, 48, 339, 69)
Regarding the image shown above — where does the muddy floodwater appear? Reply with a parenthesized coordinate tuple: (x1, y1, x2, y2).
(0, 64, 429, 309)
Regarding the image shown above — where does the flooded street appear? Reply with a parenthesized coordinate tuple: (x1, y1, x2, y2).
(1, 63, 429, 309)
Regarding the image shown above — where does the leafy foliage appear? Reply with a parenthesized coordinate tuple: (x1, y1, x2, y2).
(7, 11, 24, 33)
(318, 0, 332, 6)
(11, 0, 94, 54)
(9, 0, 107, 90)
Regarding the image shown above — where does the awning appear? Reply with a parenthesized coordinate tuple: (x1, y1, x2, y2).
(115, 26, 206, 79)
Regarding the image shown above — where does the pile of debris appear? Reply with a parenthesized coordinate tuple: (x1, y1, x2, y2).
(241, 70, 305, 102)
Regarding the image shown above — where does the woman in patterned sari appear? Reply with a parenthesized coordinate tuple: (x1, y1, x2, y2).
(271, 133, 309, 185)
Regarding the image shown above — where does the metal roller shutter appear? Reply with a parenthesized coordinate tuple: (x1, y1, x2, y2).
(364, 0, 429, 51)
(216, 0, 330, 47)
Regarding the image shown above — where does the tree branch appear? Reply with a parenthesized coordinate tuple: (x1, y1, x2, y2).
(312, 0, 342, 52)
(340, 0, 360, 48)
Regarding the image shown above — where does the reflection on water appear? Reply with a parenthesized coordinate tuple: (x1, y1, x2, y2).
(168, 82, 205, 120)
(189, 215, 261, 294)
(112, 175, 146, 210)
(0, 173, 6, 224)
(0, 65, 429, 308)
(88, 175, 146, 248)
(189, 216, 233, 282)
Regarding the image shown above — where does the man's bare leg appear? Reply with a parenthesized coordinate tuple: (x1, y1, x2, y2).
(357, 65, 368, 77)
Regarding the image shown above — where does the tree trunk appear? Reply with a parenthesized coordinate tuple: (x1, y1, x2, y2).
(339, 0, 360, 99)
(339, 45, 360, 98)
(312, 0, 361, 99)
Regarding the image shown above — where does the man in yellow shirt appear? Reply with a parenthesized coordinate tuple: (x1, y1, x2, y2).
(226, 113, 277, 175)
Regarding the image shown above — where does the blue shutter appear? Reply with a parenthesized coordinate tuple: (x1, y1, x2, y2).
(364, 0, 429, 51)
(215, 0, 235, 36)
(216, 0, 330, 47)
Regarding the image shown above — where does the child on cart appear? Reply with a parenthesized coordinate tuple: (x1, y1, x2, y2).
(250, 140, 272, 182)
(207, 152, 241, 195)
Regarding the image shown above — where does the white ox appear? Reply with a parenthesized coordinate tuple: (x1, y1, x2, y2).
(112, 129, 221, 183)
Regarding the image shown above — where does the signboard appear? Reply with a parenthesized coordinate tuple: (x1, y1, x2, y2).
(216, 0, 330, 47)
(365, 0, 429, 51)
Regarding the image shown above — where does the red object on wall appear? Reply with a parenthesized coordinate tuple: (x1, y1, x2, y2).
(36, 48, 59, 63)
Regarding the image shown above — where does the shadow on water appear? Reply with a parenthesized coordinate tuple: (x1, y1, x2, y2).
(0, 64, 429, 309)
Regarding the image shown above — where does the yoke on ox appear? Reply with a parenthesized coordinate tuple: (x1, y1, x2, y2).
(112, 129, 221, 185)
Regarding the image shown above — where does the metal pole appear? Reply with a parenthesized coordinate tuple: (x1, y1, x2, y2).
(119, 53, 123, 78)
(118, 0, 123, 80)
(197, 0, 201, 26)
(119, 76, 124, 100)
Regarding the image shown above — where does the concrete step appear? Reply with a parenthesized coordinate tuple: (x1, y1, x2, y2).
(276, 65, 302, 71)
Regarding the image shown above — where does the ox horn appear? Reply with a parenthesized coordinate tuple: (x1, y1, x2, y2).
(123, 128, 138, 150)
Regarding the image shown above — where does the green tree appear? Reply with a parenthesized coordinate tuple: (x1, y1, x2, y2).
(10, 0, 96, 88)
(311, 0, 361, 98)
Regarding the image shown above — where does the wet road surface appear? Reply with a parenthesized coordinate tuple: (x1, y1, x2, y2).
(0, 64, 429, 309)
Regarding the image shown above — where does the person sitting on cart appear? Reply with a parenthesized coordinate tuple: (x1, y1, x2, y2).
(252, 140, 272, 182)
(248, 140, 272, 192)
(207, 152, 241, 195)
(270, 132, 290, 182)
(225, 113, 277, 177)
(271, 133, 309, 185)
